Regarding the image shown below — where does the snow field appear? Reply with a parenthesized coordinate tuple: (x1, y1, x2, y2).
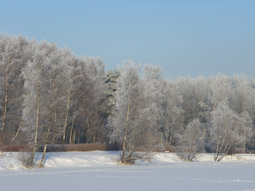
(1, 151, 255, 191)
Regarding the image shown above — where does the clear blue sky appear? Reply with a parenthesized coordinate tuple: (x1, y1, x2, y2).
(0, 0, 254, 78)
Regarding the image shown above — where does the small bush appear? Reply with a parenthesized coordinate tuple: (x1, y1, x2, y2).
(177, 151, 197, 162)
(18, 151, 35, 168)
(118, 151, 153, 165)
(119, 155, 135, 165)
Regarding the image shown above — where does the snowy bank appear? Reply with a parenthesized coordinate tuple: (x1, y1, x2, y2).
(1, 151, 255, 170)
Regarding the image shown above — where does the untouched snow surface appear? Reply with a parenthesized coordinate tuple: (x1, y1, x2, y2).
(1, 151, 255, 191)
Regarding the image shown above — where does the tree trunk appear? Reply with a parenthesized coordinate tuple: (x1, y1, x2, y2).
(39, 142, 48, 168)
(52, 111, 57, 144)
(10, 93, 32, 145)
(121, 86, 131, 163)
(31, 67, 41, 164)
(85, 116, 90, 143)
(72, 129, 76, 144)
(121, 131, 127, 163)
(169, 125, 174, 145)
(69, 117, 75, 144)
(0, 63, 9, 147)
(214, 123, 234, 162)
(10, 119, 23, 145)
(39, 79, 55, 168)
(62, 89, 71, 144)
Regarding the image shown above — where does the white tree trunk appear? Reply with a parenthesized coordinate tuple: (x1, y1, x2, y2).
(31, 72, 41, 163)
(62, 89, 71, 144)
(40, 79, 55, 167)
(0, 62, 9, 146)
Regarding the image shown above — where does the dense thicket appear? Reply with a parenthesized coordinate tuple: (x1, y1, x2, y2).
(1, 35, 255, 163)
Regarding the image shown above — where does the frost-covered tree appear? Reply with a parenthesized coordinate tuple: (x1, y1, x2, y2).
(0, 35, 31, 146)
(207, 75, 232, 110)
(177, 77, 209, 126)
(229, 75, 251, 115)
(209, 101, 250, 161)
(239, 111, 253, 151)
(161, 80, 184, 145)
(60, 56, 106, 145)
(39, 45, 75, 167)
(109, 61, 144, 163)
(2, 34, 255, 163)
(78, 57, 106, 144)
(178, 118, 204, 161)
(140, 65, 165, 147)
(21, 42, 44, 163)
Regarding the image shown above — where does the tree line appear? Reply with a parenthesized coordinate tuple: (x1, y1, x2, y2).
(0, 35, 255, 165)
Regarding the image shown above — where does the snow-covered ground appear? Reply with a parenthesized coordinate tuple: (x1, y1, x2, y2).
(1, 151, 255, 191)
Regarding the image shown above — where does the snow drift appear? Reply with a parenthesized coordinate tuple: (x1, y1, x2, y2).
(1, 151, 255, 170)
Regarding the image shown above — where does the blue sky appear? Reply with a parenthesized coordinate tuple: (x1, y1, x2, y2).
(0, 0, 254, 78)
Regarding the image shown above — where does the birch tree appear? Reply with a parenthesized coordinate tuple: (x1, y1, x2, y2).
(39, 45, 73, 167)
(110, 61, 143, 163)
(22, 49, 40, 165)
(0, 35, 33, 146)
(178, 119, 204, 161)
(210, 101, 247, 161)
(162, 81, 184, 145)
